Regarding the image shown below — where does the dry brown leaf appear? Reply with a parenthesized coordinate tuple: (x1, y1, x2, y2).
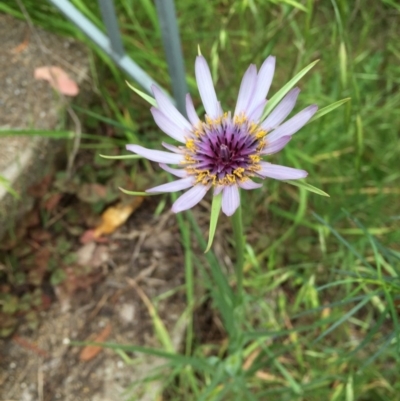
(256, 371, 282, 382)
(34, 66, 79, 96)
(44, 193, 63, 211)
(12, 334, 49, 358)
(11, 30, 29, 54)
(93, 198, 143, 238)
(79, 323, 112, 362)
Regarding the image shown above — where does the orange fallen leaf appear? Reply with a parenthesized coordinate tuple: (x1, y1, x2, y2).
(34, 66, 79, 96)
(79, 323, 112, 362)
(13, 334, 49, 358)
(93, 198, 143, 238)
(44, 192, 63, 211)
(11, 35, 29, 54)
(80, 229, 109, 244)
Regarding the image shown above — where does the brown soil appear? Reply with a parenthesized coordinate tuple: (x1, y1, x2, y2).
(0, 197, 189, 401)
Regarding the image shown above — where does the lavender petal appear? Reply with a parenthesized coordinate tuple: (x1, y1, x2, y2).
(266, 105, 318, 142)
(222, 185, 240, 216)
(159, 163, 188, 178)
(248, 99, 267, 122)
(248, 56, 276, 114)
(126, 145, 183, 164)
(152, 85, 192, 131)
(261, 88, 300, 131)
(259, 162, 308, 180)
(195, 56, 220, 119)
(172, 184, 210, 213)
(238, 179, 263, 190)
(261, 136, 291, 155)
(151, 108, 186, 143)
(234, 64, 258, 116)
(162, 142, 183, 153)
(185, 94, 200, 126)
(213, 185, 223, 195)
(146, 177, 194, 193)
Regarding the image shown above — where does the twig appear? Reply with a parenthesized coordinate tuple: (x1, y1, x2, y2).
(66, 106, 82, 179)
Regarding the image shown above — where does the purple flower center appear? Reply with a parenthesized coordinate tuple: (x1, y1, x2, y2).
(183, 114, 267, 186)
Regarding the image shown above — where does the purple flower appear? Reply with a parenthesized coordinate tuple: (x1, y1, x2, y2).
(127, 55, 318, 216)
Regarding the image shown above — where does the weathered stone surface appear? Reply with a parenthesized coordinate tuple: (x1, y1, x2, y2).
(0, 15, 89, 238)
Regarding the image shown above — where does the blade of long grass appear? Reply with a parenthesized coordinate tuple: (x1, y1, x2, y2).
(119, 187, 157, 196)
(78, 341, 212, 371)
(312, 213, 374, 270)
(72, 104, 140, 134)
(126, 81, 157, 106)
(262, 346, 302, 395)
(186, 211, 236, 337)
(345, 306, 389, 359)
(174, 211, 195, 357)
(128, 278, 174, 353)
(309, 98, 351, 123)
(100, 154, 142, 159)
(205, 192, 222, 253)
(358, 332, 397, 372)
(313, 292, 377, 343)
(284, 180, 330, 197)
(0, 176, 20, 199)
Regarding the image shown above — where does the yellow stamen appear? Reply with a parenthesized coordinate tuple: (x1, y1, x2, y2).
(249, 155, 261, 163)
(185, 139, 197, 151)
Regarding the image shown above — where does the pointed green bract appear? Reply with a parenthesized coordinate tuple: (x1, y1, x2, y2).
(309, 98, 351, 123)
(119, 187, 158, 196)
(285, 180, 330, 197)
(99, 154, 142, 159)
(260, 59, 319, 121)
(125, 81, 157, 107)
(204, 193, 222, 253)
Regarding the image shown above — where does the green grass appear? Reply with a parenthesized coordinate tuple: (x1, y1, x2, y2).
(2, 0, 400, 400)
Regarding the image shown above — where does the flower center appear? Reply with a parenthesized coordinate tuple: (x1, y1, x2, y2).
(183, 113, 266, 186)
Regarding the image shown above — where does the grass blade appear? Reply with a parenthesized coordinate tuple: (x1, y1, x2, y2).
(284, 180, 330, 197)
(309, 98, 351, 123)
(119, 187, 157, 196)
(205, 193, 222, 253)
(313, 292, 376, 343)
(100, 154, 142, 159)
(126, 81, 157, 106)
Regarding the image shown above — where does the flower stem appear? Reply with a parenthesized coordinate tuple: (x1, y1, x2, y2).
(231, 202, 245, 305)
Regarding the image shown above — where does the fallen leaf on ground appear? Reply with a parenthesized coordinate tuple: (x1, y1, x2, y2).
(11, 32, 29, 54)
(93, 198, 143, 238)
(12, 334, 49, 358)
(80, 229, 109, 244)
(34, 66, 79, 96)
(79, 323, 112, 361)
(29, 228, 51, 242)
(44, 192, 63, 211)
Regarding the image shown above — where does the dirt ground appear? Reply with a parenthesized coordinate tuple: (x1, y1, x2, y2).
(0, 195, 189, 401)
(0, 14, 188, 400)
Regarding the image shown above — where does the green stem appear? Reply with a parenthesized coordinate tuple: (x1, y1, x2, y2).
(231, 202, 245, 305)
